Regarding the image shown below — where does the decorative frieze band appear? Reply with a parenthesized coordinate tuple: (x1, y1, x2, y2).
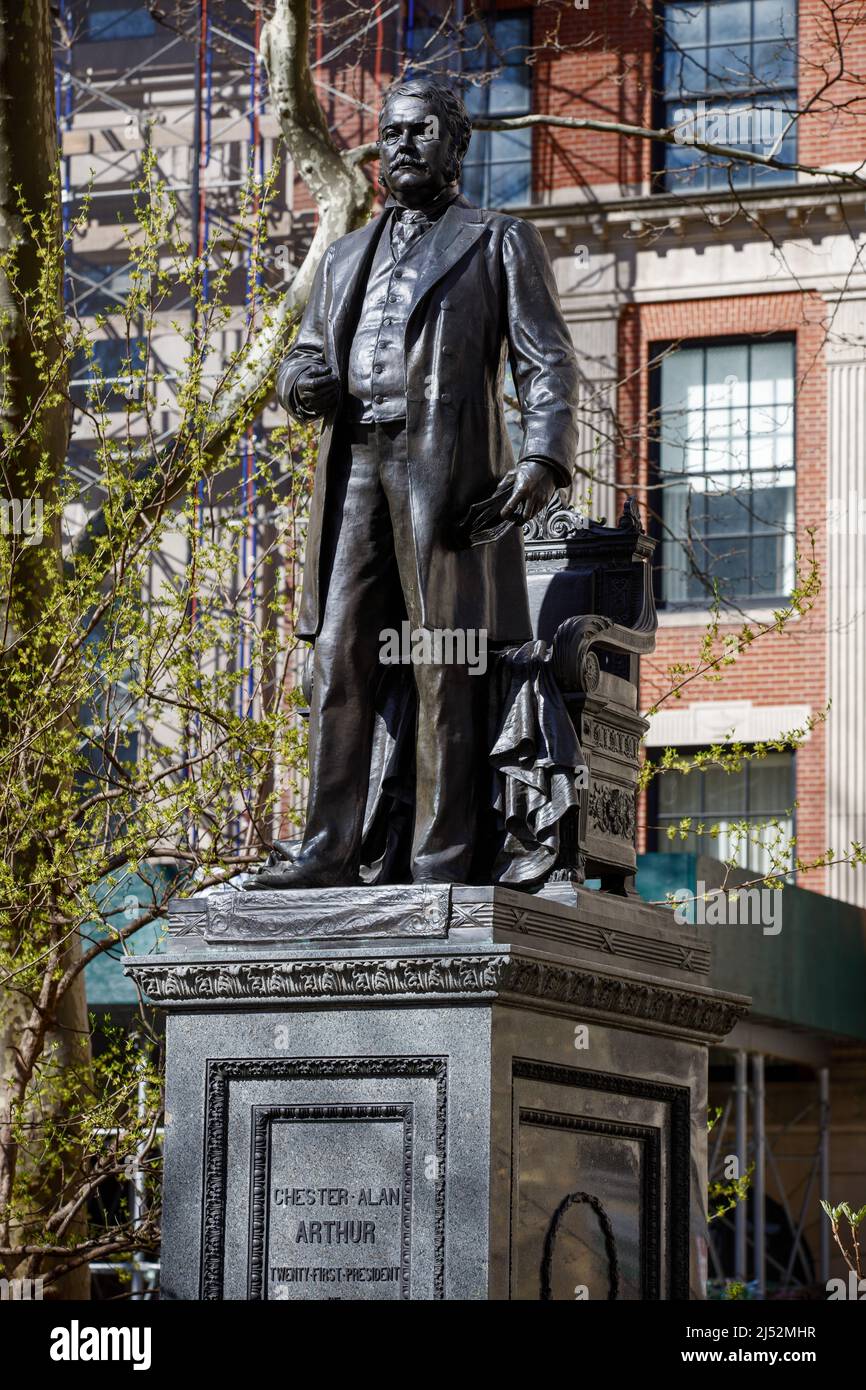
(126, 951, 746, 1040)
(447, 896, 710, 976)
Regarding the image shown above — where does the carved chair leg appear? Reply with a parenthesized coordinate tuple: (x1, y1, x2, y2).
(598, 870, 639, 898)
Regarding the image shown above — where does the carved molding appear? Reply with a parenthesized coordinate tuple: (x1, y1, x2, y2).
(129, 953, 745, 1039)
(514, 1059, 690, 1300)
(202, 1056, 448, 1301)
(168, 885, 451, 943)
(582, 651, 601, 692)
(167, 909, 207, 936)
(582, 717, 640, 763)
(448, 898, 710, 975)
(618, 495, 644, 534)
(587, 783, 637, 841)
(522, 493, 645, 545)
(501, 958, 744, 1038)
(131, 954, 504, 1005)
(205, 883, 450, 942)
(522, 491, 586, 542)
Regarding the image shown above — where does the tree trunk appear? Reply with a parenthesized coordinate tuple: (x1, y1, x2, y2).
(0, 0, 90, 1300)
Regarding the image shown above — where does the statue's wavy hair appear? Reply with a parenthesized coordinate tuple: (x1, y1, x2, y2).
(379, 78, 473, 183)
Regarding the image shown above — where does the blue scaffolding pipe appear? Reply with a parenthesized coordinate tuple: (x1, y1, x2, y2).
(406, 0, 415, 69)
(56, 1, 74, 252)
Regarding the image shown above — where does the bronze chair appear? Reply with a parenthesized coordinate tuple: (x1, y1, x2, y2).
(523, 494, 657, 896)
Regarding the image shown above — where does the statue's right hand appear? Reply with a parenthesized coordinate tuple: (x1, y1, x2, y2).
(295, 362, 340, 416)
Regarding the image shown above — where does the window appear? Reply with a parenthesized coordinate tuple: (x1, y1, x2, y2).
(649, 749, 795, 874)
(82, 4, 158, 42)
(406, 8, 532, 207)
(460, 15, 532, 208)
(655, 339, 795, 606)
(659, 0, 798, 191)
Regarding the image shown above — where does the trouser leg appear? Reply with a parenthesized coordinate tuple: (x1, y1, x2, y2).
(375, 422, 487, 884)
(410, 658, 488, 882)
(297, 426, 403, 878)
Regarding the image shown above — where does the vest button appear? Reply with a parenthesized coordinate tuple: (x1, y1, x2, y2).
(383, 317, 392, 326)
(440, 392, 451, 402)
(374, 394, 384, 404)
(374, 365, 384, 374)
(394, 270, 403, 278)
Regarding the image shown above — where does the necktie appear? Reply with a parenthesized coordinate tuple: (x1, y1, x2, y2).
(391, 209, 433, 259)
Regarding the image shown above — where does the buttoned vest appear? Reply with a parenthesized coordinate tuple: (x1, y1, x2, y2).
(346, 216, 432, 423)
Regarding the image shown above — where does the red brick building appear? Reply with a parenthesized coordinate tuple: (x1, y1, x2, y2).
(421, 0, 862, 905)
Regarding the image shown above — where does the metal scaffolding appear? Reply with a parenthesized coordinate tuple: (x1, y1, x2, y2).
(708, 1030, 832, 1299)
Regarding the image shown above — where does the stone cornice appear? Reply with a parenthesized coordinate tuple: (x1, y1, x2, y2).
(524, 181, 866, 240)
(125, 948, 748, 1043)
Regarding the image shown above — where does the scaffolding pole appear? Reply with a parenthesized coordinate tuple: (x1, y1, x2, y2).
(752, 1052, 766, 1297)
(819, 1066, 830, 1284)
(734, 1049, 748, 1283)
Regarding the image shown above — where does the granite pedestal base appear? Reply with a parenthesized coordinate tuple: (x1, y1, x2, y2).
(126, 885, 748, 1301)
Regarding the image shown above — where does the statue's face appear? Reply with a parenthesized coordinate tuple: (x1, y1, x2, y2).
(378, 94, 454, 204)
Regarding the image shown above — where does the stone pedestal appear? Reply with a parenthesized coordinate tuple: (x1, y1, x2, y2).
(126, 885, 748, 1301)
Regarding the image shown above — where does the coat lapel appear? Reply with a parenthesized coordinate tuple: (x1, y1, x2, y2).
(404, 198, 486, 322)
(329, 211, 389, 368)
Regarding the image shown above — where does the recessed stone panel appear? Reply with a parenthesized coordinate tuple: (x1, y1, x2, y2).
(250, 1106, 411, 1300)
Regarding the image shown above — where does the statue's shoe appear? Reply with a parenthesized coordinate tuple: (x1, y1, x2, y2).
(243, 859, 351, 891)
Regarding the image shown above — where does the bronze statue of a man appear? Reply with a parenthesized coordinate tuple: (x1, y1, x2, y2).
(248, 78, 580, 890)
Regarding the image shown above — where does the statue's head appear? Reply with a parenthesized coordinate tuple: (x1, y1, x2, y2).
(378, 78, 472, 204)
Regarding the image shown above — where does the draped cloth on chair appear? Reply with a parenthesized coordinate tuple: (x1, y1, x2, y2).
(487, 640, 584, 886)
(352, 643, 584, 887)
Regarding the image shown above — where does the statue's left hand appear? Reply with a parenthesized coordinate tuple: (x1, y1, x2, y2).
(501, 459, 557, 525)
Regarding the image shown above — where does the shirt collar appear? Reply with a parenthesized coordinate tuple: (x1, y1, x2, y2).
(385, 184, 461, 221)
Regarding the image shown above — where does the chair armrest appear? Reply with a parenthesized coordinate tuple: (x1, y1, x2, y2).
(551, 615, 655, 694)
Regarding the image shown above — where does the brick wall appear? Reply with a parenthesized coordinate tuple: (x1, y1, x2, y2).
(618, 292, 829, 889)
(532, 0, 655, 197)
(799, 0, 866, 168)
(530, 0, 866, 198)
